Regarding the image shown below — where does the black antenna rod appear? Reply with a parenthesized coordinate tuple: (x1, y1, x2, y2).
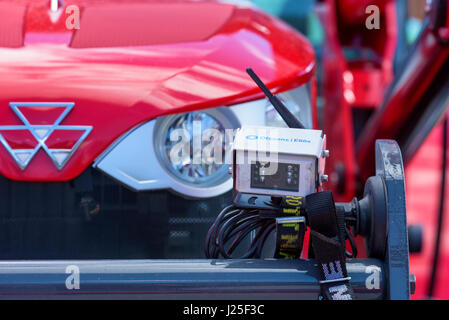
(246, 68, 305, 129)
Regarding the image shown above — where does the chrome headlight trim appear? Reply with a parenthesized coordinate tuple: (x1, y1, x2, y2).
(153, 107, 240, 188)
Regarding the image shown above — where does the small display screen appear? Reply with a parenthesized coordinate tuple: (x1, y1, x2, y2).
(250, 162, 300, 192)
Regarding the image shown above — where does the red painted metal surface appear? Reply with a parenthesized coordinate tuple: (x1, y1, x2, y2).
(317, 0, 356, 203)
(0, 0, 316, 181)
(70, 2, 235, 48)
(318, 0, 397, 202)
(356, 26, 449, 182)
(0, 2, 26, 48)
(406, 118, 449, 299)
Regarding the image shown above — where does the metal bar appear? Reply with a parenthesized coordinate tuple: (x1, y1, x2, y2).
(0, 259, 384, 300)
(375, 140, 410, 300)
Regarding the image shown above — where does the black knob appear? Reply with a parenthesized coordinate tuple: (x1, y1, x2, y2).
(408, 225, 423, 254)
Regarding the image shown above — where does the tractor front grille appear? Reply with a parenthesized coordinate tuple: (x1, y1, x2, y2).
(0, 168, 231, 260)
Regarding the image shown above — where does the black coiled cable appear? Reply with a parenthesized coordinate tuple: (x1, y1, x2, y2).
(205, 204, 358, 259)
(204, 205, 276, 259)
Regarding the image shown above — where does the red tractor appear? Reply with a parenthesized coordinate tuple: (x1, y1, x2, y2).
(0, 0, 447, 300)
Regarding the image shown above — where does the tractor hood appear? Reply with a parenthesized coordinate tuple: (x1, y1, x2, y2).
(0, 0, 315, 181)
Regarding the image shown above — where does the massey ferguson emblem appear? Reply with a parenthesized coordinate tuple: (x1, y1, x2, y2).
(0, 103, 92, 170)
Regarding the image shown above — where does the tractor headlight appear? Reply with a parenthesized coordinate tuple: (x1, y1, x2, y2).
(265, 84, 313, 129)
(154, 108, 239, 187)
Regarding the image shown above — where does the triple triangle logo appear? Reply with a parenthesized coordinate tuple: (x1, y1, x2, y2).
(0, 102, 92, 170)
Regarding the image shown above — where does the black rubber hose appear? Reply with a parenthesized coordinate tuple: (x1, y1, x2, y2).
(428, 116, 448, 298)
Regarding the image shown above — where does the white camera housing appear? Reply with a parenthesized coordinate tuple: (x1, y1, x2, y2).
(232, 126, 327, 197)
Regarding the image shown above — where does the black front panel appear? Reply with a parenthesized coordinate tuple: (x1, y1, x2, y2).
(251, 161, 300, 192)
(0, 168, 230, 260)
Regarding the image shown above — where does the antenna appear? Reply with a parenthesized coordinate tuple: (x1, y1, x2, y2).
(50, 0, 59, 12)
(246, 68, 305, 129)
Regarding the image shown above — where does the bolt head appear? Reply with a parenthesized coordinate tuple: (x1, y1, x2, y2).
(409, 274, 416, 295)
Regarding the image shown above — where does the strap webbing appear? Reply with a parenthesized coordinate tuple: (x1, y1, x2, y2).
(275, 217, 306, 259)
(306, 191, 355, 300)
(274, 196, 306, 259)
